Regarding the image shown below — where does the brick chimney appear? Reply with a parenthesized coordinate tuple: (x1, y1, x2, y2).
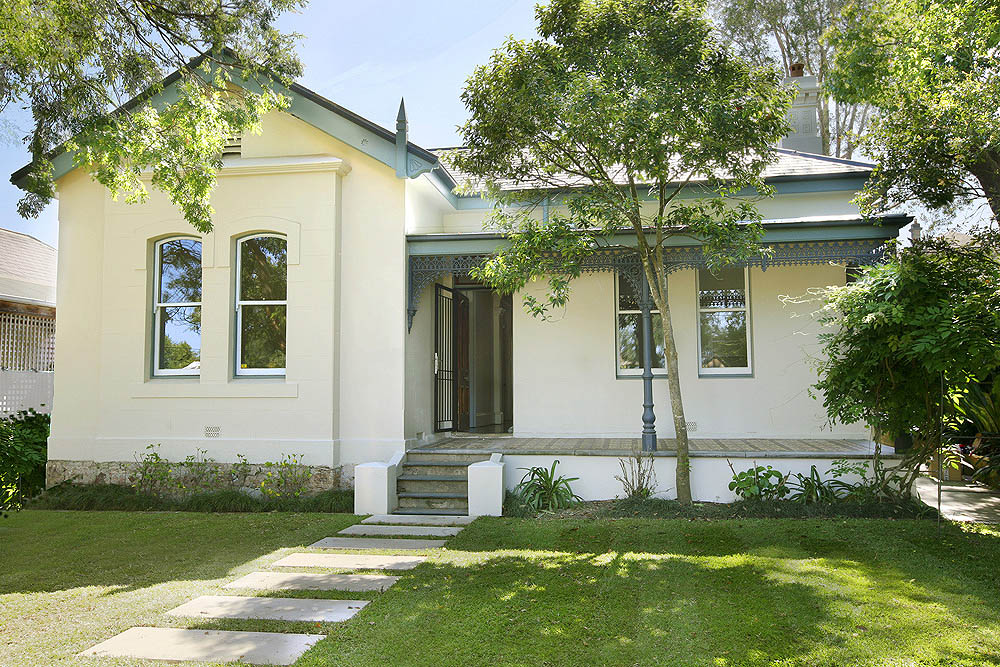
(779, 63, 822, 154)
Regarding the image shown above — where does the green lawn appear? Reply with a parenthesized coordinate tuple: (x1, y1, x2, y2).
(2, 511, 999, 666)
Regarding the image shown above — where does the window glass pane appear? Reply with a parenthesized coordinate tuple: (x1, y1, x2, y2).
(618, 313, 665, 370)
(158, 306, 201, 371)
(700, 311, 748, 368)
(698, 266, 745, 309)
(617, 274, 640, 311)
(240, 236, 287, 301)
(240, 304, 286, 370)
(159, 239, 202, 303)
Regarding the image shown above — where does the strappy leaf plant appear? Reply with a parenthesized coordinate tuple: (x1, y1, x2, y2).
(514, 460, 582, 511)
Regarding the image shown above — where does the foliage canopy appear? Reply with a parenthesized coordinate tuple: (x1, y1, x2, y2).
(453, 0, 792, 502)
(711, 0, 870, 158)
(2, 0, 305, 232)
(813, 230, 1000, 481)
(826, 0, 1000, 222)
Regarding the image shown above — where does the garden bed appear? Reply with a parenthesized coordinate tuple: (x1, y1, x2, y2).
(28, 483, 354, 513)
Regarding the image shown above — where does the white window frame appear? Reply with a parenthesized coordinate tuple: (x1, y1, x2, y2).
(153, 236, 202, 377)
(235, 233, 287, 377)
(696, 266, 752, 376)
(615, 274, 667, 377)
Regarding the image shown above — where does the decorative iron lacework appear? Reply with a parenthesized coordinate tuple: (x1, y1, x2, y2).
(699, 289, 746, 309)
(407, 238, 888, 331)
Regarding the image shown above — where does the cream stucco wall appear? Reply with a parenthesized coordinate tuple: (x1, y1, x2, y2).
(512, 264, 864, 439)
(47, 102, 871, 484)
(49, 111, 411, 473)
(426, 189, 862, 235)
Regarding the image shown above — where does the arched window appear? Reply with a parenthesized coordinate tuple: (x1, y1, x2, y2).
(236, 234, 287, 375)
(153, 237, 202, 376)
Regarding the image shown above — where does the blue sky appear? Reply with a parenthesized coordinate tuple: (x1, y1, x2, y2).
(0, 1, 541, 248)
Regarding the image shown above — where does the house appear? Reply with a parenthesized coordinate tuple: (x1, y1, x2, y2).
(9, 65, 907, 512)
(0, 228, 56, 416)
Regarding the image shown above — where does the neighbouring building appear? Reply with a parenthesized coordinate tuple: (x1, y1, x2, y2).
(0, 228, 57, 416)
(9, 63, 906, 509)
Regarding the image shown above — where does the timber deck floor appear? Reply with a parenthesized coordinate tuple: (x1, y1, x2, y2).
(416, 436, 892, 459)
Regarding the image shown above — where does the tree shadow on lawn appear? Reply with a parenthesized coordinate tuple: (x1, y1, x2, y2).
(300, 542, 1000, 667)
(0, 510, 366, 595)
(451, 517, 1000, 601)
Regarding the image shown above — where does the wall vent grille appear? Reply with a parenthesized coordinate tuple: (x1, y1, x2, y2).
(222, 135, 242, 158)
(204, 425, 221, 438)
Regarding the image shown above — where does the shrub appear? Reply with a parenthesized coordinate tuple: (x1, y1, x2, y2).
(615, 448, 658, 499)
(259, 454, 311, 499)
(131, 447, 314, 499)
(727, 461, 790, 500)
(812, 230, 1000, 491)
(30, 483, 354, 513)
(514, 460, 581, 511)
(786, 465, 839, 504)
(0, 409, 50, 513)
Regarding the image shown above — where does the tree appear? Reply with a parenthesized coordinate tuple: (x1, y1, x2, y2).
(162, 336, 198, 369)
(2, 0, 305, 233)
(826, 0, 1000, 223)
(711, 0, 871, 158)
(812, 230, 1000, 488)
(453, 0, 792, 503)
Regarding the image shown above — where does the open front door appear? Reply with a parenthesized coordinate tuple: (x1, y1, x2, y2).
(454, 290, 470, 431)
(434, 284, 455, 432)
(434, 284, 470, 432)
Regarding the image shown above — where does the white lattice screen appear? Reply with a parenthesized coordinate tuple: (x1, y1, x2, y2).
(0, 312, 55, 372)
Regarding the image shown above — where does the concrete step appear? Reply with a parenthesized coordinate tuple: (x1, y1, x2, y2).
(166, 595, 369, 622)
(225, 571, 399, 592)
(392, 507, 469, 517)
(400, 462, 471, 477)
(398, 491, 467, 499)
(405, 451, 492, 464)
(80, 628, 322, 665)
(364, 513, 475, 525)
(397, 474, 468, 482)
(339, 524, 463, 538)
(272, 553, 426, 570)
(309, 536, 447, 550)
(398, 494, 469, 511)
(397, 477, 467, 494)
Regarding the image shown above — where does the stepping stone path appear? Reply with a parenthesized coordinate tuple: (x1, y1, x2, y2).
(310, 536, 447, 550)
(80, 514, 472, 665)
(362, 514, 476, 526)
(273, 553, 426, 570)
(338, 524, 463, 538)
(225, 571, 400, 592)
(80, 627, 323, 666)
(167, 596, 369, 622)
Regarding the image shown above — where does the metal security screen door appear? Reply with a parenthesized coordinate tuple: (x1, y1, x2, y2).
(434, 284, 455, 432)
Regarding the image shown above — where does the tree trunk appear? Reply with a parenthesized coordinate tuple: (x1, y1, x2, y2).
(641, 257, 692, 503)
(969, 153, 1000, 222)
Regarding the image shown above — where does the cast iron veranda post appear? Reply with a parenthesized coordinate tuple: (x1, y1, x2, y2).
(640, 269, 657, 451)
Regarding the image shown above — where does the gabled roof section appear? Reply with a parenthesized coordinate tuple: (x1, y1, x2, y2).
(428, 146, 872, 196)
(10, 64, 440, 188)
(0, 228, 57, 307)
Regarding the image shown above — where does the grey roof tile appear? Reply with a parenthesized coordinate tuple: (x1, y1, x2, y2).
(0, 228, 56, 306)
(429, 147, 872, 194)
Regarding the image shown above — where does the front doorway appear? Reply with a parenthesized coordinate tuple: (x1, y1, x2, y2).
(434, 281, 512, 433)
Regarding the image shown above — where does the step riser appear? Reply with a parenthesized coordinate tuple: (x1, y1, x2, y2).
(392, 508, 469, 516)
(398, 496, 469, 510)
(400, 464, 470, 477)
(397, 479, 468, 494)
(405, 453, 492, 464)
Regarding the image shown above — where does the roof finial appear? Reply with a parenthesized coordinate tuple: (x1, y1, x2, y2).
(395, 97, 409, 178)
(396, 98, 407, 127)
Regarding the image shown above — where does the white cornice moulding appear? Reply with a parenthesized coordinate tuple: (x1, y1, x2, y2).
(218, 155, 352, 177)
(139, 155, 352, 181)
